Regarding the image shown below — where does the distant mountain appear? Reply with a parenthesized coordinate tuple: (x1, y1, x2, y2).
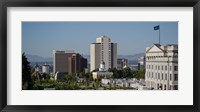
(118, 53, 145, 61)
(26, 54, 53, 63)
(26, 52, 145, 64)
(83, 53, 145, 62)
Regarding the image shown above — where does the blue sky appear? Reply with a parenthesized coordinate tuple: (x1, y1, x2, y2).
(22, 22, 178, 58)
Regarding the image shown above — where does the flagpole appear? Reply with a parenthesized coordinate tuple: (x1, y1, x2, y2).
(159, 25, 160, 44)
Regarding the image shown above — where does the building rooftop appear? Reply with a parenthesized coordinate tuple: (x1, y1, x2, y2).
(53, 50, 75, 53)
(91, 43, 101, 44)
(97, 35, 110, 38)
(146, 43, 178, 52)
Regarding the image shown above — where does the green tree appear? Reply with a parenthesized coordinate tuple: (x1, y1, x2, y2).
(122, 67, 132, 78)
(43, 73, 50, 80)
(65, 73, 76, 82)
(112, 68, 117, 78)
(108, 68, 113, 72)
(133, 70, 145, 79)
(84, 72, 93, 81)
(92, 68, 99, 72)
(22, 53, 33, 90)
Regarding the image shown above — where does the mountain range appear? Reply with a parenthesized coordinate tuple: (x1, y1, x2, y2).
(26, 53, 145, 63)
(26, 54, 53, 62)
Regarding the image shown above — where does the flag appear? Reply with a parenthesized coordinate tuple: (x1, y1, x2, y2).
(154, 25, 160, 30)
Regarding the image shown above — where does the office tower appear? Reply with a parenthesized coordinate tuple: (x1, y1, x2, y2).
(53, 50, 74, 73)
(90, 35, 117, 71)
(68, 53, 87, 74)
(145, 44, 178, 90)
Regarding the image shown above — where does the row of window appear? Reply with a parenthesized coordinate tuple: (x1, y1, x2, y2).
(146, 81, 178, 90)
(146, 82, 178, 90)
(146, 55, 178, 60)
(147, 65, 178, 71)
(147, 72, 178, 81)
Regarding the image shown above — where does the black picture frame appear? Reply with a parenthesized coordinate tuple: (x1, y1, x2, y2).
(0, 0, 200, 112)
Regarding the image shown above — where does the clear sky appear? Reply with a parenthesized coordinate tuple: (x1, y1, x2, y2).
(22, 22, 178, 58)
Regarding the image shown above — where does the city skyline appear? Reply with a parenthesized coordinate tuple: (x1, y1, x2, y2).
(22, 22, 178, 58)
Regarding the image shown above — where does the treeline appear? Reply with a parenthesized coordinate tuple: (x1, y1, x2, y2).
(108, 68, 145, 79)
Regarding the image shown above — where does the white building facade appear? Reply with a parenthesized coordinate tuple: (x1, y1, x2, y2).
(90, 35, 117, 71)
(42, 64, 50, 74)
(145, 44, 178, 90)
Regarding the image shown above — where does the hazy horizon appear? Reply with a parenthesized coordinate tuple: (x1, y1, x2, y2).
(25, 52, 146, 59)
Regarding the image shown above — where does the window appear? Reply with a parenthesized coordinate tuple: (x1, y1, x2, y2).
(158, 66, 160, 70)
(170, 66, 172, 71)
(164, 85, 166, 90)
(174, 66, 178, 71)
(165, 74, 167, 80)
(170, 74, 172, 81)
(174, 85, 178, 90)
(161, 66, 163, 70)
(155, 73, 157, 79)
(161, 74, 163, 80)
(158, 73, 160, 79)
(155, 65, 157, 70)
(165, 66, 167, 70)
(174, 74, 178, 81)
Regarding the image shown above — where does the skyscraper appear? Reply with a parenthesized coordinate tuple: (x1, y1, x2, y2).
(53, 50, 87, 74)
(68, 53, 87, 74)
(53, 50, 74, 73)
(90, 35, 117, 71)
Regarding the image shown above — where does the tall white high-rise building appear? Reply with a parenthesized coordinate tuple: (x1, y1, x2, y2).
(145, 44, 178, 90)
(90, 35, 117, 71)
